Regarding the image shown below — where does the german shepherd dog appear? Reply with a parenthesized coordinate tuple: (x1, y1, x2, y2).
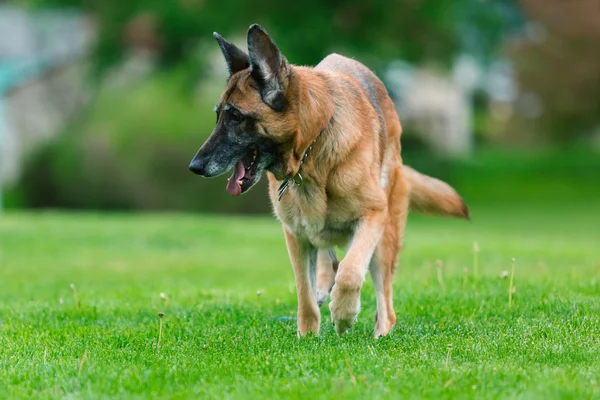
(189, 24, 469, 338)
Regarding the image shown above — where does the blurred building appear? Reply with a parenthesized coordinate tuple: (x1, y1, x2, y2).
(0, 5, 93, 186)
(385, 55, 517, 157)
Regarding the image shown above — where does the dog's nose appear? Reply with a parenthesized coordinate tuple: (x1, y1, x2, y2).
(189, 158, 206, 175)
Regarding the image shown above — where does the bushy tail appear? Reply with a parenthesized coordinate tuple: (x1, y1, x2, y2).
(404, 166, 470, 220)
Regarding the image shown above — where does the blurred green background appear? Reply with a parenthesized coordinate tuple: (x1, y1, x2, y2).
(1, 0, 599, 213)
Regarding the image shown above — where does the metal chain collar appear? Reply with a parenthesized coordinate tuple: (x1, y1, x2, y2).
(277, 129, 324, 201)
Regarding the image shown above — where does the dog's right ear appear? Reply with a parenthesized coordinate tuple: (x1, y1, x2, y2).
(247, 24, 289, 112)
(213, 32, 250, 76)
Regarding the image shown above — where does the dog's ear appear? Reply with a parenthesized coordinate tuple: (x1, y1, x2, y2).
(247, 24, 289, 111)
(214, 32, 250, 76)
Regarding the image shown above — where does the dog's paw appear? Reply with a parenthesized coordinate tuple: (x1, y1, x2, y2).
(373, 311, 396, 338)
(316, 270, 335, 307)
(373, 319, 394, 338)
(329, 283, 361, 334)
(297, 330, 320, 339)
(316, 289, 330, 307)
(297, 310, 320, 337)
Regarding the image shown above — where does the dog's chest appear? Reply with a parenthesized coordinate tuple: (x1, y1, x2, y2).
(275, 185, 358, 248)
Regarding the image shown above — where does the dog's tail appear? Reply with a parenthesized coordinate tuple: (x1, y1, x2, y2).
(404, 166, 470, 220)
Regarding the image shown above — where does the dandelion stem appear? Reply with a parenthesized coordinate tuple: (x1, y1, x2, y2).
(473, 242, 479, 288)
(436, 260, 445, 293)
(509, 258, 516, 307)
(70, 283, 79, 311)
(160, 292, 168, 307)
(157, 312, 165, 350)
(446, 344, 452, 368)
(78, 349, 87, 376)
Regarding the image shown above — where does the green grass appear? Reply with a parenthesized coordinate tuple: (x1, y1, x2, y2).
(1, 202, 600, 399)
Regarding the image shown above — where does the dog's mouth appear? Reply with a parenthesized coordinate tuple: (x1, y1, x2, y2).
(226, 148, 263, 196)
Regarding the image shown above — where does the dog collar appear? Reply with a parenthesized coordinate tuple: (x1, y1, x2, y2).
(277, 128, 325, 201)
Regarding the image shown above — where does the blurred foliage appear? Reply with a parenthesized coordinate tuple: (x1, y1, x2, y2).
(15, 0, 522, 77)
(17, 64, 600, 212)
(10, 0, 600, 213)
(503, 0, 600, 143)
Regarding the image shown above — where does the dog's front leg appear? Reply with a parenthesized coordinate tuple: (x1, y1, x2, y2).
(283, 227, 320, 337)
(329, 210, 385, 334)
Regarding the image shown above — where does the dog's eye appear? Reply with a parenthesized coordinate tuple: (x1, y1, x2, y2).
(229, 109, 243, 123)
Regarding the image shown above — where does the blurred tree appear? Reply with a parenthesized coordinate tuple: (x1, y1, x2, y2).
(14, 0, 522, 77)
(10, 0, 534, 213)
(505, 0, 600, 143)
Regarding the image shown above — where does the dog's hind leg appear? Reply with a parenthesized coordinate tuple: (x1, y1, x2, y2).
(370, 166, 409, 338)
(316, 249, 338, 307)
(369, 241, 399, 338)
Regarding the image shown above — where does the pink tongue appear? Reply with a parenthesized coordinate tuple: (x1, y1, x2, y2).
(226, 161, 245, 196)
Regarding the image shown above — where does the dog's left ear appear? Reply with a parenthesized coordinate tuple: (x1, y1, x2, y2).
(214, 32, 250, 77)
(247, 24, 289, 111)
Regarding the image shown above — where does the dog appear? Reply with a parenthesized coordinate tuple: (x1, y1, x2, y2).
(189, 24, 469, 338)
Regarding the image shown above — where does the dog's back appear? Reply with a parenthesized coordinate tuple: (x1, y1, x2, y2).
(315, 53, 469, 221)
(316, 54, 390, 137)
(315, 53, 401, 171)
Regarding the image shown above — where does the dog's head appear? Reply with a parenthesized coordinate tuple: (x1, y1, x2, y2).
(189, 24, 303, 196)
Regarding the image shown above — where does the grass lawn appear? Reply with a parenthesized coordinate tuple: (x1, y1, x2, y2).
(1, 202, 599, 399)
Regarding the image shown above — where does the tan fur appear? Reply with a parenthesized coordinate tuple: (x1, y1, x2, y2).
(404, 166, 470, 219)
(214, 45, 469, 337)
